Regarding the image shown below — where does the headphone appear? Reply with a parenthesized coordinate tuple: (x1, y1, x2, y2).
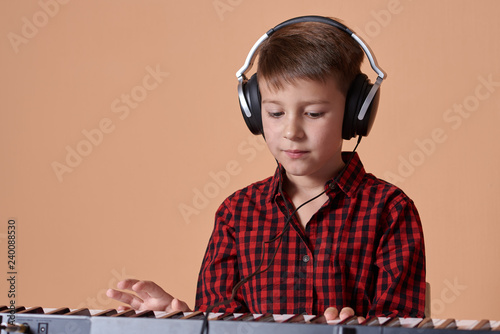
(236, 15, 386, 140)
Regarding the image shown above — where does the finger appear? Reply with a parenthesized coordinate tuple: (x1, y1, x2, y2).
(324, 307, 339, 321)
(106, 288, 123, 301)
(358, 316, 366, 323)
(106, 288, 144, 310)
(169, 298, 191, 313)
(339, 307, 355, 321)
(116, 279, 140, 290)
(116, 305, 131, 312)
(133, 281, 173, 300)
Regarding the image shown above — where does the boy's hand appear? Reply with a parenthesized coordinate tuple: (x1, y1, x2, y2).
(106, 279, 191, 313)
(324, 306, 366, 323)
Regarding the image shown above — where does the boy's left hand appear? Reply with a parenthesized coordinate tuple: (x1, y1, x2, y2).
(324, 307, 366, 323)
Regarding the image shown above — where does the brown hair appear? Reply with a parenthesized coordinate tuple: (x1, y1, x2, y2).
(256, 19, 364, 95)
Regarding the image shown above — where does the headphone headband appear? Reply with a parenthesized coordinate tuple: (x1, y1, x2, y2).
(270, 15, 353, 35)
(237, 15, 386, 138)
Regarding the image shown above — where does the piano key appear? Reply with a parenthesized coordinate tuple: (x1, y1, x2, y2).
(211, 312, 235, 321)
(93, 309, 118, 317)
(400, 317, 425, 328)
(383, 317, 401, 327)
(131, 310, 155, 318)
(417, 317, 435, 329)
(232, 313, 256, 321)
(307, 314, 327, 324)
(302, 315, 318, 322)
(283, 313, 306, 323)
(66, 308, 91, 316)
(254, 313, 275, 322)
(46, 307, 71, 315)
(181, 310, 205, 320)
(17, 306, 44, 314)
(149, 311, 167, 318)
(111, 309, 136, 317)
(273, 314, 296, 322)
(472, 319, 491, 331)
(0, 306, 25, 313)
(361, 316, 380, 326)
(338, 315, 359, 325)
(158, 310, 184, 319)
(436, 318, 457, 330)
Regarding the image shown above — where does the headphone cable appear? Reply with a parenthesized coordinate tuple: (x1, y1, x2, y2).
(200, 136, 362, 334)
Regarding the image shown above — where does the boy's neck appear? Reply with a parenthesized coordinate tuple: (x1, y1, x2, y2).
(283, 159, 345, 199)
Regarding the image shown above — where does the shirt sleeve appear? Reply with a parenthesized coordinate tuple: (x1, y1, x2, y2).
(194, 200, 248, 312)
(371, 193, 426, 317)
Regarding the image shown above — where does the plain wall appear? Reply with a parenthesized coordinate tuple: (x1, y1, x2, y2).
(1, 0, 499, 320)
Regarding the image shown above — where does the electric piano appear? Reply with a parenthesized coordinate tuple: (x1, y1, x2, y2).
(1, 306, 499, 334)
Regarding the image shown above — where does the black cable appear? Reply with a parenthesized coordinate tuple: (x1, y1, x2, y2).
(200, 136, 362, 334)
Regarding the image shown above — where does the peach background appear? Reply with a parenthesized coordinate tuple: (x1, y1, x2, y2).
(1, 0, 499, 320)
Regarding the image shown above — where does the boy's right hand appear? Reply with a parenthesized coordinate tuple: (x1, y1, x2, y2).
(106, 279, 191, 313)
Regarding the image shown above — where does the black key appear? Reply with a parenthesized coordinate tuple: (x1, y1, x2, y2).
(46, 307, 70, 315)
(472, 319, 491, 331)
(436, 319, 457, 330)
(339, 315, 359, 325)
(182, 311, 205, 320)
(159, 310, 184, 319)
(93, 309, 118, 317)
(131, 310, 156, 318)
(232, 313, 255, 321)
(18, 307, 44, 314)
(66, 308, 91, 316)
(417, 318, 434, 329)
(111, 309, 136, 317)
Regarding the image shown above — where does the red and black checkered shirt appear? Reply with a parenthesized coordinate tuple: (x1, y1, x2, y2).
(195, 153, 426, 317)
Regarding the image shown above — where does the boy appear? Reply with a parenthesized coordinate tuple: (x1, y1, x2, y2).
(107, 16, 426, 320)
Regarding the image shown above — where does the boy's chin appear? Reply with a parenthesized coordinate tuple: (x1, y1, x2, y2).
(281, 165, 316, 178)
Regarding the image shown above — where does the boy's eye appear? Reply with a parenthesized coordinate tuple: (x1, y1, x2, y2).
(306, 112, 324, 118)
(267, 111, 284, 118)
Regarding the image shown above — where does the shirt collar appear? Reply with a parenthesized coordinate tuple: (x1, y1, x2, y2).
(267, 152, 366, 203)
(268, 163, 285, 203)
(329, 152, 366, 197)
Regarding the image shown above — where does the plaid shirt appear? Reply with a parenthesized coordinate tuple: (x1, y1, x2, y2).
(195, 153, 426, 317)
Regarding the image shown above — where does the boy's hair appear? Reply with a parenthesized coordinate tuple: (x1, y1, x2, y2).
(257, 19, 364, 95)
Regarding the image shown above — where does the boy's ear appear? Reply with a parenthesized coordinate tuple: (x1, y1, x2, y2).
(342, 73, 380, 140)
(240, 73, 264, 135)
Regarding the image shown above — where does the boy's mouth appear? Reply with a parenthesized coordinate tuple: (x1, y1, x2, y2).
(283, 149, 308, 158)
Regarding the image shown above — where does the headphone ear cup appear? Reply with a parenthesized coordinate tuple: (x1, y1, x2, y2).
(240, 74, 264, 135)
(342, 73, 379, 139)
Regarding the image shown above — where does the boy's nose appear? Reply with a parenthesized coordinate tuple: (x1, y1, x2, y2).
(283, 117, 305, 140)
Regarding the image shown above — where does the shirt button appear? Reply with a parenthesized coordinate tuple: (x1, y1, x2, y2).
(302, 255, 310, 263)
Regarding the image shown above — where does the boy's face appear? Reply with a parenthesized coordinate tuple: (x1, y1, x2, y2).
(260, 76, 345, 182)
